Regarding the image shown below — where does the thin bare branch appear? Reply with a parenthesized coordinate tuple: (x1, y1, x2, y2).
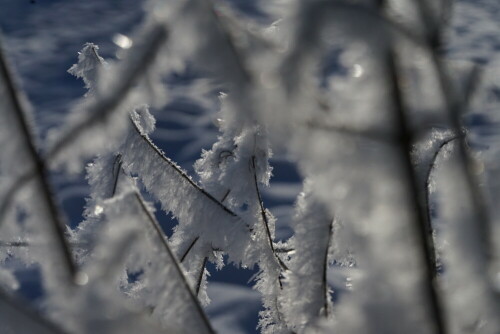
(414, 0, 496, 283)
(195, 257, 208, 296)
(275, 247, 295, 254)
(251, 155, 289, 273)
(424, 135, 461, 243)
(322, 219, 334, 318)
(111, 154, 123, 197)
(180, 236, 200, 263)
(220, 189, 230, 203)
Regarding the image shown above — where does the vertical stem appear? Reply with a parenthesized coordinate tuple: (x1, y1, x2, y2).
(424, 136, 460, 264)
(386, 48, 447, 334)
(322, 219, 334, 317)
(111, 154, 123, 197)
(415, 0, 495, 271)
(251, 156, 289, 272)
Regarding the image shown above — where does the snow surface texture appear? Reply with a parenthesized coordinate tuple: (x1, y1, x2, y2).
(0, 0, 500, 333)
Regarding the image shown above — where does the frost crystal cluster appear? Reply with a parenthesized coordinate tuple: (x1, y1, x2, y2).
(0, 0, 499, 334)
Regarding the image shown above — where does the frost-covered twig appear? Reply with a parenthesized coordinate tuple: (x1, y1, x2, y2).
(251, 155, 289, 273)
(129, 118, 245, 223)
(180, 236, 200, 263)
(46, 23, 168, 170)
(321, 219, 334, 317)
(385, 46, 447, 334)
(0, 40, 76, 280)
(414, 0, 496, 269)
(195, 256, 209, 296)
(131, 191, 216, 334)
(280, 181, 340, 332)
(424, 135, 460, 236)
(111, 154, 123, 197)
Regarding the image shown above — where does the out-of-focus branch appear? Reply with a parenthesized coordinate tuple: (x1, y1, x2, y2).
(414, 0, 497, 288)
(0, 39, 76, 281)
(424, 135, 461, 240)
(386, 47, 447, 334)
(46, 24, 168, 163)
(0, 170, 34, 228)
(322, 219, 334, 318)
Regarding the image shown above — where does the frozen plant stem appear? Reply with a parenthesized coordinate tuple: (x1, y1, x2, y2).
(322, 219, 334, 317)
(425, 19, 495, 271)
(180, 236, 200, 263)
(133, 191, 216, 334)
(180, 190, 231, 263)
(46, 24, 168, 162)
(0, 42, 76, 281)
(195, 257, 209, 296)
(424, 135, 460, 256)
(251, 156, 289, 273)
(386, 47, 447, 334)
(130, 117, 245, 223)
(111, 154, 123, 197)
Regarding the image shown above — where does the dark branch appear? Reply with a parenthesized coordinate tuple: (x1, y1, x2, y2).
(180, 237, 200, 263)
(251, 156, 289, 273)
(424, 135, 461, 250)
(220, 189, 231, 203)
(111, 154, 123, 197)
(415, 0, 496, 287)
(130, 118, 245, 222)
(0, 39, 76, 280)
(179, 191, 231, 264)
(133, 192, 216, 334)
(322, 219, 334, 318)
(195, 257, 208, 296)
(386, 47, 447, 334)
